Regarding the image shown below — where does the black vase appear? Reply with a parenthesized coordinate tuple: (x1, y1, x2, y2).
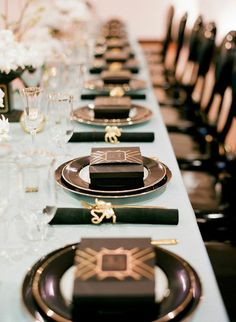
(0, 68, 23, 114)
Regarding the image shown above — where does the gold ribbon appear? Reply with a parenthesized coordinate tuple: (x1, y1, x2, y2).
(82, 198, 116, 224)
(104, 125, 122, 144)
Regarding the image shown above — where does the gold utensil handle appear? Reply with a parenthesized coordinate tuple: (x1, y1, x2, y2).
(151, 239, 178, 246)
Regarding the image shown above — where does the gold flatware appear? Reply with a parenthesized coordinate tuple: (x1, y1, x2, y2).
(151, 239, 178, 246)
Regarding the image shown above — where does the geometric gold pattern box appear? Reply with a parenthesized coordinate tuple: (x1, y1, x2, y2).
(89, 147, 144, 188)
(101, 70, 132, 84)
(72, 238, 156, 321)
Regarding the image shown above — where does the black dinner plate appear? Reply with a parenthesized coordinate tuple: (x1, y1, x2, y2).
(62, 156, 166, 194)
(55, 157, 172, 198)
(22, 244, 201, 322)
(72, 104, 153, 126)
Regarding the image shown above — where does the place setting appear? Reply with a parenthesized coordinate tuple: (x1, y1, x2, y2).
(22, 237, 202, 322)
(55, 146, 172, 199)
(83, 72, 146, 94)
(72, 95, 153, 126)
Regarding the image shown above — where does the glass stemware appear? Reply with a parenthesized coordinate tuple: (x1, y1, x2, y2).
(20, 159, 57, 243)
(0, 159, 29, 262)
(47, 92, 74, 156)
(20, 86, 43, 158)
(0, 160, 9, 221)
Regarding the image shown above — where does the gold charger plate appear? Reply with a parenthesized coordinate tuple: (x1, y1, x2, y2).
(72, 104, 153, 126)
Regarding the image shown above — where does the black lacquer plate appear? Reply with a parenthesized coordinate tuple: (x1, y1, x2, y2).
(62, 156, 166, 194)
(55, 156, 172, 198)
(72, 104, 153, 126)
(22, 244, 201, 322)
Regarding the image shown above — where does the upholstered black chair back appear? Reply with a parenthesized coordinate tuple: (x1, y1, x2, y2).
(188, 15, 204, 62)
(198, 22, 217, 77)
(214, 31, 236, 96)
(173, 12, 188, 69)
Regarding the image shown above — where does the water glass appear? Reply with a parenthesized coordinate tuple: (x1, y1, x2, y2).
(47, 92, 74, 154)
(20, 160, 57, 242)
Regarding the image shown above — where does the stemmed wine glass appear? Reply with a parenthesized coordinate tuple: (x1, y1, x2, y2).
(20, 86, 43, 158)
(47, 92, 74, 157)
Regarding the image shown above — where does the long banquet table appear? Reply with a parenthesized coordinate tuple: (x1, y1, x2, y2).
(0, 40, 229, 322)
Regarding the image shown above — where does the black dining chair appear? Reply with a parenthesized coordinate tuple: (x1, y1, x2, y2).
(151, 11, 188, 86)
(154, 15, 204, 107)
(160, 21, 217, 129)
(168, 30, 236, 163)
(174, 40, 236, 217)
(206, 241, 236, 322)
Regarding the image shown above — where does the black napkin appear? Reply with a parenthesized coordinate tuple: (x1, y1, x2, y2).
(69, 132, 155, 142)
(89, 66, 139, 74)
(81, 90, 146, 100)
(49, 207, 179, 225)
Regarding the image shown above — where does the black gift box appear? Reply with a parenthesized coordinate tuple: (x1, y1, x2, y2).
(72, 238, 156, 322)
(104, 51, 129, 62)
(101, 70, 132, 84)
(90, 59, 140, 74)
(94, 96, 131, 118)
(89, 147, 144, 187)
(106, 38, 129, 48)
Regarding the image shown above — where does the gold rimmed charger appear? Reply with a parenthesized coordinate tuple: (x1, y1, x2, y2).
(54, 156, 171, 198)
(22, 243, 201, 322)
(72, 104, 153, 126)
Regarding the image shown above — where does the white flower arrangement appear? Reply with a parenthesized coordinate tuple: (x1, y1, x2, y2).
(0, 114, 11, 142)
(0, 30, 26, 74)
(0, 29, 47, 74)
(21, 27, 62, 67)
(35, 0, 93, 38)
(0, 0, 94, 73)
(0, 89, 5, 108)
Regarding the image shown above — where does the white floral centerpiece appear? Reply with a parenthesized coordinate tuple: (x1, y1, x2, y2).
(38, 0, 93, 37)
(0, 0, 95, 109)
